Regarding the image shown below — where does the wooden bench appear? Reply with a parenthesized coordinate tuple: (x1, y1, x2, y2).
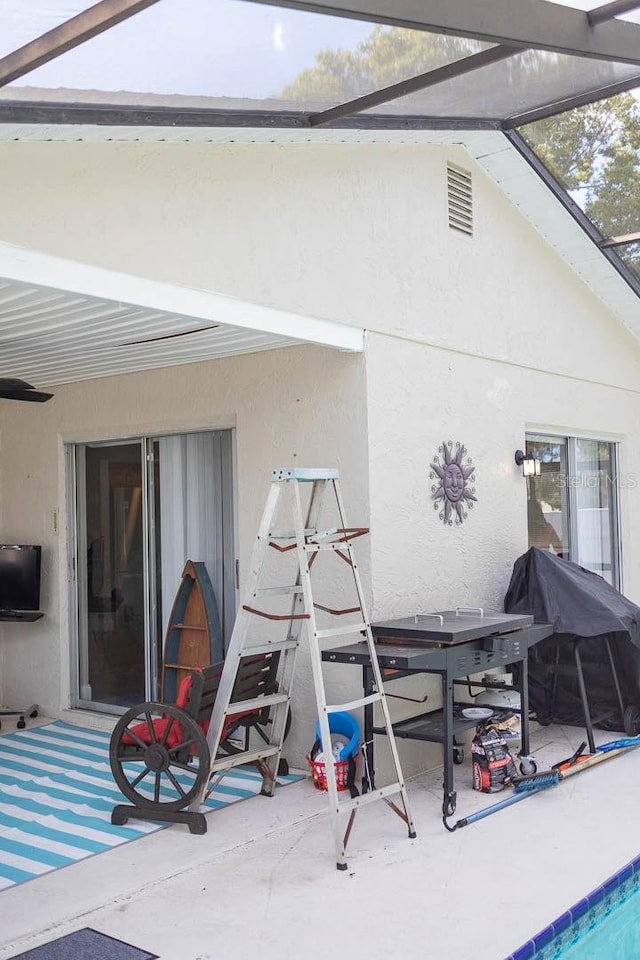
(109, 652, 288, 834)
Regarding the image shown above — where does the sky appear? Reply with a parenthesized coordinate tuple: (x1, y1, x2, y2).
(0, 0, 373, 99)
(2, 1, 639, 106)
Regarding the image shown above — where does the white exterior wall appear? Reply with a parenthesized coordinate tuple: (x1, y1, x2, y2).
(0, 141, 638, 391)
(0, 346, 369, 767)
(1, 139, 640, 775)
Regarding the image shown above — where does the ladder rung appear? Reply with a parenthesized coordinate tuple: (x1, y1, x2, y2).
(306, 528, 369, 544)
(210, 745, 281, 772)
(305, 527, 339, 543)
(326, 693, 382, 713)
(227, 692, 289, 714)
(255, 585, 304, 596)
(272, 467, 338, 481)
(269, 528, 315, 540)
(241, 639, 300, 657)
(315, 624, 367, 640)
(304, 542, 353, 553)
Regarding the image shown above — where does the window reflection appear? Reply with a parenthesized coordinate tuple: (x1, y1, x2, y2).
(525, 435, 569, 558)
(525, 433, 619, 586)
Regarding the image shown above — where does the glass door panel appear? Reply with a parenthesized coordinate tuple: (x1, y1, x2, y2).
(526, 434, 570, 557)
(77, 442, 146, 711)
(73, 429, 235, 713)
(525, 433, 620, 588)
(573, 439, 619, 586)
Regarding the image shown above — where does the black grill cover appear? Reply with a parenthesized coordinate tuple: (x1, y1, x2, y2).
(504, 548, 640, 728)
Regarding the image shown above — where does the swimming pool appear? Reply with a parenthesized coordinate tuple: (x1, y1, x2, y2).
(505, 853, 640, 959)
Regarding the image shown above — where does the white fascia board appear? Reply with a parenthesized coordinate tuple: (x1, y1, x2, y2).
(0, 240, 364, 353)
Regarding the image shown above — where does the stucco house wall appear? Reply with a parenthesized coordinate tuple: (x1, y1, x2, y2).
(1, 138, 640, 774)
(0, 346, 369, 766)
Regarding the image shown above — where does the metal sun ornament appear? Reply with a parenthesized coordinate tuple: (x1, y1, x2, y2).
(430, 441, 478, 525)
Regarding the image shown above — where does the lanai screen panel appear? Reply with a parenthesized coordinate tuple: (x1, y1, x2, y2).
(0, 0, 493, 113)
(360, 49, 640, 118)
(2, 1, 640, 120)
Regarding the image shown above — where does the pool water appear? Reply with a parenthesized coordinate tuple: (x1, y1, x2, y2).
(555, 884, 640, 959)
(506, 855, 640, 959)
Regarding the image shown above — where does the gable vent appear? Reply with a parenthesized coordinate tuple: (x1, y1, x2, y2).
(447, 163, 473, 236)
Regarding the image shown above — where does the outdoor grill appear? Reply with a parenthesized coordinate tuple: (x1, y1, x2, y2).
(323, 608, 552, 817)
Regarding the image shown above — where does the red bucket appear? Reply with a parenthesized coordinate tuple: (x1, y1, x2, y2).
(307, 754, 351, 792)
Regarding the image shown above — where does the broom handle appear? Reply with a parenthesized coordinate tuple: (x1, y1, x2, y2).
(451, 778, 557, 829)
(559, 747, 629, 778)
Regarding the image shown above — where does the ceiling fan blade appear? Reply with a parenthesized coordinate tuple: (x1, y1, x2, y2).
(0, 378, 36, 391)
(0, 388, 53, 402)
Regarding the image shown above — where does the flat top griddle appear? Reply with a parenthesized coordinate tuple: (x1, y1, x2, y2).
(371, 609, 534, 645)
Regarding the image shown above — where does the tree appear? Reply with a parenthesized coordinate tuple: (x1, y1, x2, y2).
(523, 94, 640, 249)
(282, 26, 640, 260)
(281, 26, 482, 102)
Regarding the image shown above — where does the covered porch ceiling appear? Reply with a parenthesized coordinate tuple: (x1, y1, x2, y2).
(0, 241, 364, 387)
(1, 0, 640, 386)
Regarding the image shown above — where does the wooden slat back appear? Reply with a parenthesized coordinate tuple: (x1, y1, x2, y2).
(181, 652, 280, 726)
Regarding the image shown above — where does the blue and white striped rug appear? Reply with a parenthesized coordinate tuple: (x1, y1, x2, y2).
(0, 720, 301, 890)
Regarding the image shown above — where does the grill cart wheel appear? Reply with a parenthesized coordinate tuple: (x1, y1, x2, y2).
(623, 704, 640, 737)
(453, 745, 464, 765)
(109, 701, 210, 812)
(519, 758, 537, 776)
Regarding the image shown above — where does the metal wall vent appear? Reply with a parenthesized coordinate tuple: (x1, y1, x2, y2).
(447, 163, 473, 236)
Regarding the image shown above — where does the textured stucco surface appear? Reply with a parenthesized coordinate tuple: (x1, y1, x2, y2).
(0, 141, 639, 390)
(1, 139, 640, 776)
(0, 345, 369, 767)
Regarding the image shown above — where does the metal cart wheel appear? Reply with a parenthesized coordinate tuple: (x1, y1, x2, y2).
(623, 704, 640, 737)
(110, 702, 210, 812)
(519, 758, 537, 776)
(453, 745, 464, 765)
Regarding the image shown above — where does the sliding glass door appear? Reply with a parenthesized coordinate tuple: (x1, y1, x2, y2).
(73, 430, 235, 714)
(525, 433, 620, 588)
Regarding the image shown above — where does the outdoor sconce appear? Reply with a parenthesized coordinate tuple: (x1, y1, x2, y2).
(514, 449, 541, 477)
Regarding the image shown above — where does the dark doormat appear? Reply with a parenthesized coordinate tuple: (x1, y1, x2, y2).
(8, 928, 159, 960)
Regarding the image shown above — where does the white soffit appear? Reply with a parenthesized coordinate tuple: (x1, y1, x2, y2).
(0, 241, 363, 387)
(459, 131, 640, 343)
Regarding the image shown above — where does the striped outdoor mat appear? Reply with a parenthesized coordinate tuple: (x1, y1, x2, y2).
(0, 720, 300, 890)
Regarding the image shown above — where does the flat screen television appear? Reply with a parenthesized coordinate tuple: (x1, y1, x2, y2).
(0, 545, 42, 612)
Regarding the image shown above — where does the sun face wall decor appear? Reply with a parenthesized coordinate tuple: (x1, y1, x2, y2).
(430, 441, 477, 525)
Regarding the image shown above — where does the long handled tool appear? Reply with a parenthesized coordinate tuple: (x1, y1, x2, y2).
(443, 769, 560, 832)
(444, 734, 640, 833)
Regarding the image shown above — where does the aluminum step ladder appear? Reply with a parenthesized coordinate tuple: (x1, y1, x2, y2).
(190, 467, 416, 869)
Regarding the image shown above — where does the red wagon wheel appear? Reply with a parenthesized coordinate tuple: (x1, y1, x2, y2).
(109, 701, 210, 812)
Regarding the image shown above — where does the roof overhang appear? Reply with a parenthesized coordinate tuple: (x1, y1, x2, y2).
(1, 126, 637, 347)
(0, 240, 364, 388)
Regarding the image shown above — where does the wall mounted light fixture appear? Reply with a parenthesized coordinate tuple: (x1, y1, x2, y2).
(514, 449, 541, 477)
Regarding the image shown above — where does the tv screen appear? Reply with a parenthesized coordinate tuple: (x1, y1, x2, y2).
(0, 545, 42, 611)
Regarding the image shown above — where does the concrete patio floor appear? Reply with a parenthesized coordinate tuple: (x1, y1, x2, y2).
(0, 717, 639, 960)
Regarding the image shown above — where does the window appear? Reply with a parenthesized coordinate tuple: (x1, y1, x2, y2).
(525, 434, 620, 588)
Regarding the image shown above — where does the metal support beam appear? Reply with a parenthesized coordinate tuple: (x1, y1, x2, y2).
(310, 44, 518, 127)
(588, 1, 640, 26)
(0, 100, 502, 131)
(601, 231, 640, 248)
(504, 128, 640, 301)
(247, 0, 640, 66)
(0, 0, 162, 89)
(504, 73, 640, 128)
